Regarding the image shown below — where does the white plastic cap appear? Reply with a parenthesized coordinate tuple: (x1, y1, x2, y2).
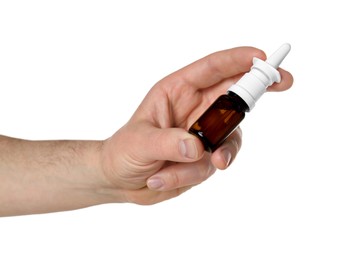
(228, 43, 291, 111)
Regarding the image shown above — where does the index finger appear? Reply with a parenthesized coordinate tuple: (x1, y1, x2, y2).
(171, 47, 266, 90)
(267, 68, 294, 92)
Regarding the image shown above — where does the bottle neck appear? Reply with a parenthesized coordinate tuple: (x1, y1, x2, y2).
(228, 58, 282, 111)
(227, 91, 250, 112)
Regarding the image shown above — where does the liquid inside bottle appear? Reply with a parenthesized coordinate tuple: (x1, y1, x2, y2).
(188, 91, 249, 152)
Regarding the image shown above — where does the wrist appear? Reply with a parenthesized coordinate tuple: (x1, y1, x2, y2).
(73, 140, 126, 205)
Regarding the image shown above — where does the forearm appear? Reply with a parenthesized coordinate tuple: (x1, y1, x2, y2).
(0, 135, 117, 216)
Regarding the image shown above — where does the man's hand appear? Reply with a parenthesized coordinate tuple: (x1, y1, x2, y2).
(100, 47, 293, 205)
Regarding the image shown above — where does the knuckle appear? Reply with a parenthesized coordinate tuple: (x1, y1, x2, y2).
(169, 168, 182, 188)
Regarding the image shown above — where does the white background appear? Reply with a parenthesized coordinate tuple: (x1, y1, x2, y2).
(1, 1, 344, 259)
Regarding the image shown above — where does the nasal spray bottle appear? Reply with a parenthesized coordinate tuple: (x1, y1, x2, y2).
(188, 43, 291, 152)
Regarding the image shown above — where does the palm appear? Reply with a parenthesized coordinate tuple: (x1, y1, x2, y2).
(104, 74, 240, 201)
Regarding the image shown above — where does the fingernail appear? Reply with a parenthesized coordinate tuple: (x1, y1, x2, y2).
(147, 178, 164, 190)
(180, 139, 198, 159)
(223, 150, 232, 167)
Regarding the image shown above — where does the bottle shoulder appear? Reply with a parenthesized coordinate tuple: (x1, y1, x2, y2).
(214, 92, 249, 112)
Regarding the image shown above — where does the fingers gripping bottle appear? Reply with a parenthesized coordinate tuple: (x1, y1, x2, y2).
(188, 43, 291, 152)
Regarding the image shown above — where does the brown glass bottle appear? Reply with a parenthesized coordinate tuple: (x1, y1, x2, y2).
(188, 91, 249, 152)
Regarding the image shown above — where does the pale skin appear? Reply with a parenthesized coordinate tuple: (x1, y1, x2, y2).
(0, 47, 293, 216)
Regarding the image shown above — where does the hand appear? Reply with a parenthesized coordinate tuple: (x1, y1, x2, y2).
(101, 47, 293, 205)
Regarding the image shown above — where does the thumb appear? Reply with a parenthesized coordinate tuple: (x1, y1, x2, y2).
(139, 126, 205, 162)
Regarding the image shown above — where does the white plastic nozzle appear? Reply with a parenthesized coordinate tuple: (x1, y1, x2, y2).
(266, 43, 291, 69)
(228, 43, 291, 111)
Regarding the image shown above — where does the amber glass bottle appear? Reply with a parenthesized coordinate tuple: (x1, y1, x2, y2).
(188, 43, 291, 153)
(189, 91, 249, 152)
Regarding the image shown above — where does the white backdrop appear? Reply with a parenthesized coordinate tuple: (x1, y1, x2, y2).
(1, 1, 344, 259)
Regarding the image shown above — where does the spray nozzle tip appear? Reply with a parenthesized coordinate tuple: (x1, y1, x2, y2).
(266, 43, 291, 69)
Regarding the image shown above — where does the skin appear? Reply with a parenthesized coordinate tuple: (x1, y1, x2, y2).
(0, 47, 293, 216)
